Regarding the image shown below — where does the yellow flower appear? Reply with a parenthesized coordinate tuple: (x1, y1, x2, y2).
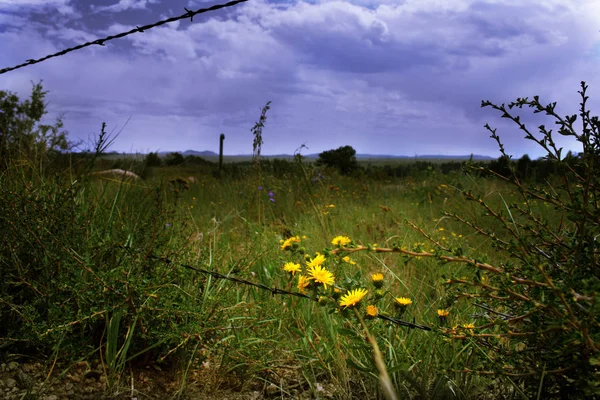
(307, 264, 335, 289)
(297, 274, 310, 293)
(365, 305, 378, 318)
(306, 253, 326, 269)
(283, 262, 301, 276)
(331, 236, 351, 246)
(462, 323, 475, 330)
(394, 297, 412, 306)
(280, 236, 301, 250)
(339, 288, 368, 308)
(342, 256, 356, 264)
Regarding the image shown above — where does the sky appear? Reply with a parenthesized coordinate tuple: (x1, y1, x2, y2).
(0, 0, 599, 158)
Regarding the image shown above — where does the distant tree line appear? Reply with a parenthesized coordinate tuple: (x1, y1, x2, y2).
(138, 146, 581, 182)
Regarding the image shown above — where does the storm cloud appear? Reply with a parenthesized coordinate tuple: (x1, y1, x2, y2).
(1, 0, 598, 157)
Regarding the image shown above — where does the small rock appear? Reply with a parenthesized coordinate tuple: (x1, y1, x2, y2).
(249, 391, 261, 400)
(7, 362, 18, 371)
(65, 382, 73, 391)
(15, 370, 34, 390)
(84, 370, 102, 380)
(5, 378, 16, 389)
(0, 363, 6, 372)
(43, 395, 58, 400)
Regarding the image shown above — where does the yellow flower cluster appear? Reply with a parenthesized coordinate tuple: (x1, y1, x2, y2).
(277, 235, 427, 324)
(281, 248, 336, 293)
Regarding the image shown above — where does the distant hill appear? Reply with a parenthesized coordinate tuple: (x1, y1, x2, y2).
(292, 153, 493, 161)
(101, 150, 496, 162)
(156, 150, 219, 157)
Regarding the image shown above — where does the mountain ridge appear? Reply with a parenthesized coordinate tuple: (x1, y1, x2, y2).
(155, 150, 496, 160)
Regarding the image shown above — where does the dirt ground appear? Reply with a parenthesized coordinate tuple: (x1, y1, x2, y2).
(0, 360, 338, 400)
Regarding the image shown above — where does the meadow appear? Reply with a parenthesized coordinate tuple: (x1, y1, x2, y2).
(1, 83, 598, 400)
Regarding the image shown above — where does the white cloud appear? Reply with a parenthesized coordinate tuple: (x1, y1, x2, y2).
(0, 0, 598, 157)
(0, 0, 75, 14)
(91, 0, 160, 13)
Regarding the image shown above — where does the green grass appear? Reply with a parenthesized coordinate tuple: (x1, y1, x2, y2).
(0, 159, 578, 399)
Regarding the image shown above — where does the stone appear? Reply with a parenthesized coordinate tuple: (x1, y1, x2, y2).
(15, 370, 34, 389)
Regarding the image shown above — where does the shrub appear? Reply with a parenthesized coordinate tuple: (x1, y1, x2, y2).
(435, 81, 600, 398)
(0, 81, 70, 170)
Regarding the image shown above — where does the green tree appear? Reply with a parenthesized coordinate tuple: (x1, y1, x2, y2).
(0, 81, 69, 167)
(164, 152, 184, 166)
(316, 145, 359, 175)
(144, 151, 162, 167)
(516, 153, 532, 179)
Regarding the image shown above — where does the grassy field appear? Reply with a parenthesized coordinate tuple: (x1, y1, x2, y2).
(2, 84, 599, 399)
(0, 155, 562, 399)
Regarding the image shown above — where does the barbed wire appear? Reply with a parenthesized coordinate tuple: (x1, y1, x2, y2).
(138, 250, 431, 331)
(0, 0, 248, 75)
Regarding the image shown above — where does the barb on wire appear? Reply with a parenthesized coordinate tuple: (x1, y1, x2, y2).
(0, 0, 248, 75)
(135, 249, 432, 331)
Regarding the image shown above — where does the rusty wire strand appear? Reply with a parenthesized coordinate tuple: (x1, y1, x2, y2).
(0, 0, 248, 75)
(137, 250, 431, 331)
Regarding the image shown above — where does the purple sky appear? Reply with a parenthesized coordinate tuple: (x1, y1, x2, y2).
(1, 0, 599, 158)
